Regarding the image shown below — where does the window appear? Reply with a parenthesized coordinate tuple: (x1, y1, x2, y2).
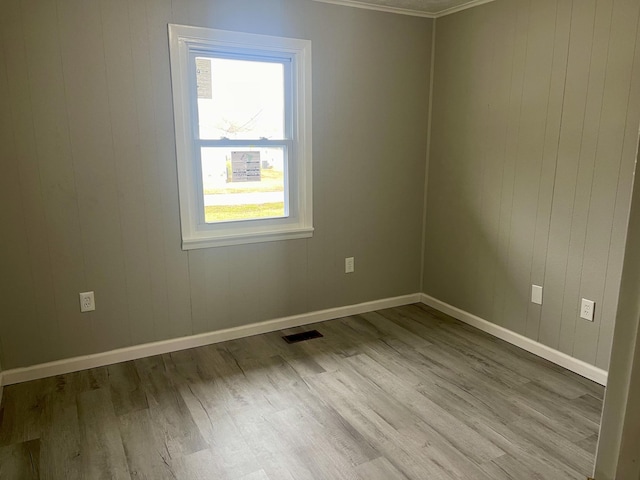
(168, 25, 313, 249)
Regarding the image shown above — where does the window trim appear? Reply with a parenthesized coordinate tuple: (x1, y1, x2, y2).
(168, 24, 313, 249)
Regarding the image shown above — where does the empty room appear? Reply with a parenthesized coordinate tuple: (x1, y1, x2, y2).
(1, 0, 639, 479)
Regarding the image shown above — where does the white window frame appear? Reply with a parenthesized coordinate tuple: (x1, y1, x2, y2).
(168, 24, 313, 249)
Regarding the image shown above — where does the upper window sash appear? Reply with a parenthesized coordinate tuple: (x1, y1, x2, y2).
(188, 51, 294, 142)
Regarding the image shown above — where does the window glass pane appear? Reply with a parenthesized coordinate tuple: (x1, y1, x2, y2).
(201, 147, 286, 223)
(196, 57, 285, 140)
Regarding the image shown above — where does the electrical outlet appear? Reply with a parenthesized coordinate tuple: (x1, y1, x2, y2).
(345, 257, 355, 274)
(531, 285, 543, 305)
(79, 291, 95, 313)
(580, 298, 595, 321)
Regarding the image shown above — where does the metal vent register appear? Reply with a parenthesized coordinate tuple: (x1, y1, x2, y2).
(282, 330, 323, 344)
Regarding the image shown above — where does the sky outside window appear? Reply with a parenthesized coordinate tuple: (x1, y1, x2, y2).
(196, 57, 285, 140)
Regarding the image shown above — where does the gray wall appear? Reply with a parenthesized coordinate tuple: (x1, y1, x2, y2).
(0, 0, 432, 369)
(3, 0, 637, 375)
(423, 0, 640, 370)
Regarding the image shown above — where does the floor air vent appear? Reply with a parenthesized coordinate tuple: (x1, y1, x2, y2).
(282, 330, 323, 344)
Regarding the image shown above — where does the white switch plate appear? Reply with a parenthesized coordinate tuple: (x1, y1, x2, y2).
(580, 298, 595, 321)
(345, 257, 355, 274)
(531, 285, 543, 305)
(79, 291, 95, 312)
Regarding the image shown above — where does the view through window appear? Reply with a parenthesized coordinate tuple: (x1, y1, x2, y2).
(196, 57, 288, 223)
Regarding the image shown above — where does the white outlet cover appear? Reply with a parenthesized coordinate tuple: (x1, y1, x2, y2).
(79, 291, 95, 313)
(580, 298, 595, 321)
(345, 257, 355, 274)
(531, 285, 543, 305)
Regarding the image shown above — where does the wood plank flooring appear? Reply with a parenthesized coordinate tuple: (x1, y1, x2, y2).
(0, 304, 603, 479)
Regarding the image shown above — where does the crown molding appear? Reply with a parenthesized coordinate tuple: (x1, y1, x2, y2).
(312, 0, 497, 18)
(313, 0, 436, 17)
(433, 0, 496, 17)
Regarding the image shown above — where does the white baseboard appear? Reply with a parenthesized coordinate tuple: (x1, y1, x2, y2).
(0, 293, 421, 387)
(0, 292, 608, 389)
(421, 294, 608, 386)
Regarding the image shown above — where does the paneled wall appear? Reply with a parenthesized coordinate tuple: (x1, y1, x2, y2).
(0, 0, 432, 369)
(4, 0, 637, 375)
(424, 0, 640, 370)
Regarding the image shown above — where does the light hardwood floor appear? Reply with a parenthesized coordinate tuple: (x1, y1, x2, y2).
(0, 304, 603, 479)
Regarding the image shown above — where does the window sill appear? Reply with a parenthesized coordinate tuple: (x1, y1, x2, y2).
(181, 227, 314, 250)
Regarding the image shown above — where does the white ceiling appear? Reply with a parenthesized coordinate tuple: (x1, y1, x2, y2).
(312, 0, 496, 18)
